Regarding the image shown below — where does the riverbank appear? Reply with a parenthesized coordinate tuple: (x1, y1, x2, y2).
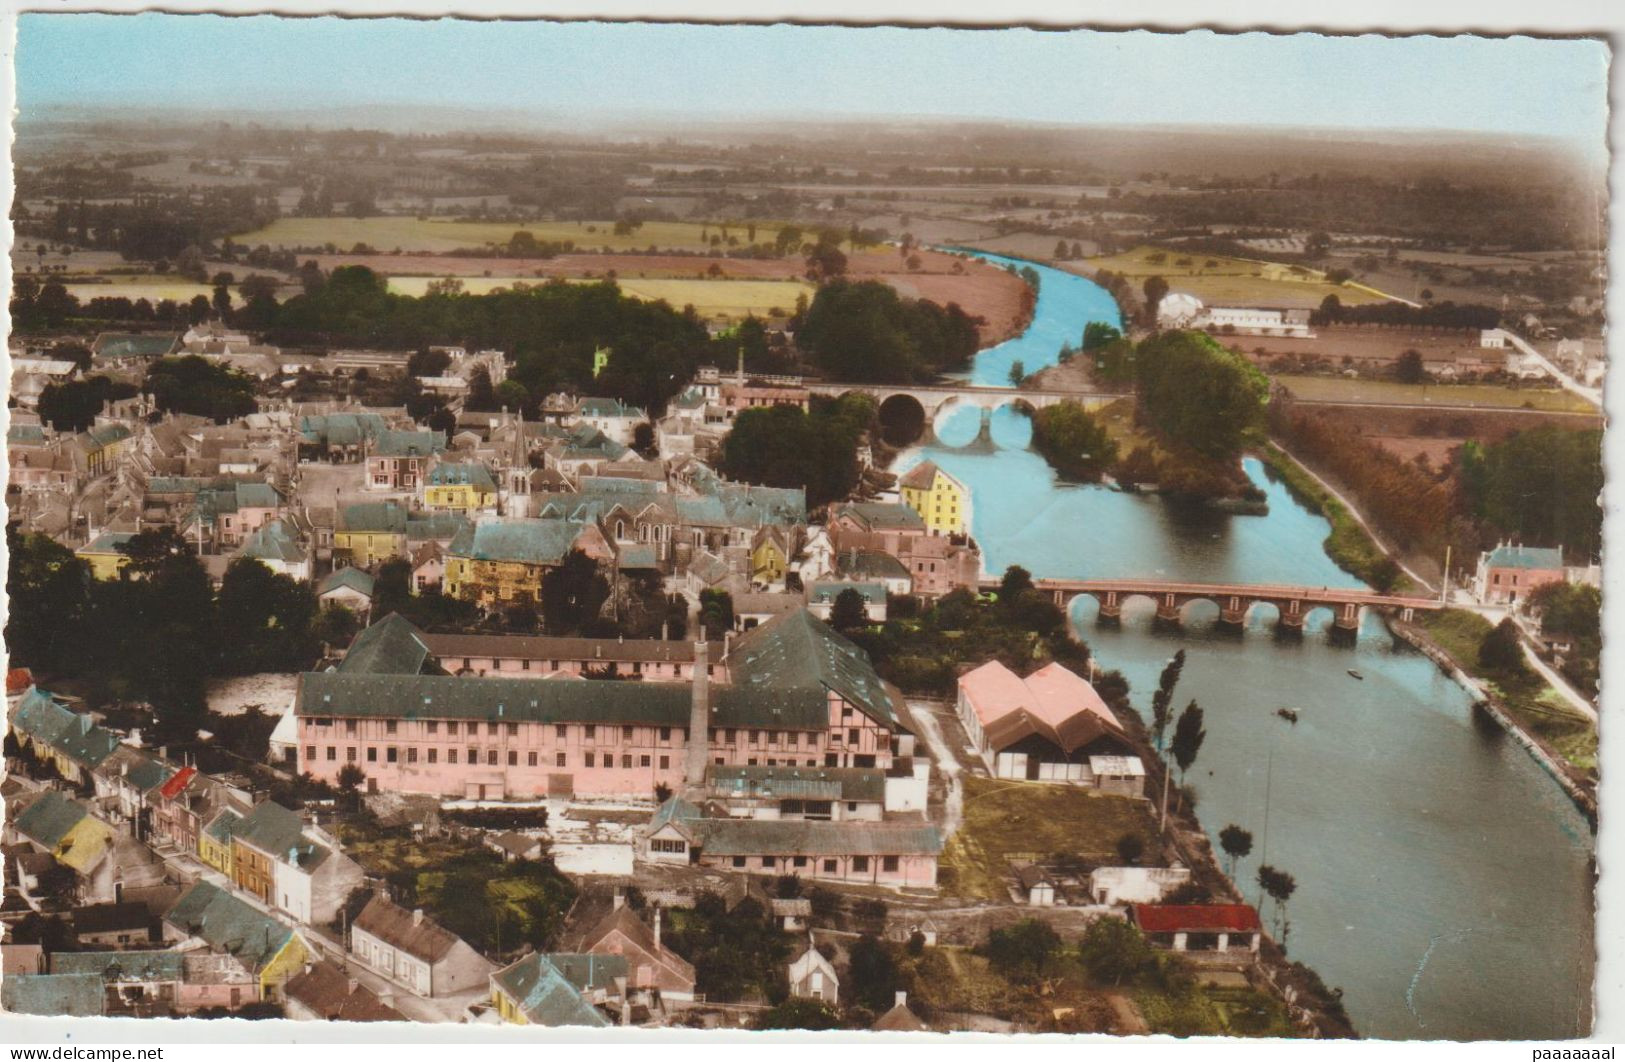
(1255, 443, 1417, 593)
(1390, 613, 1598, 822)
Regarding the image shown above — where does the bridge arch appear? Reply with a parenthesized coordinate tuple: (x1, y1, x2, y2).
(876, 392, 929, 446)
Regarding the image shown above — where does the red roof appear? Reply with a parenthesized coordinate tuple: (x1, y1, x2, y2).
(157, 765, 197, 800)
(1130, 904, 1261, 934)
(6, 668, 34, 695)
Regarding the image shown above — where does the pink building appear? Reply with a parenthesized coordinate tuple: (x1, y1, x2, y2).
(419, 631, 701, 681)
(957, 660, 1136, 785)
(294, 610, 915, 800)
(827, 502, 981, 599)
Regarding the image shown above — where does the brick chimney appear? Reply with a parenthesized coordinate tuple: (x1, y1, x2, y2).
(686, 641, 710, 786)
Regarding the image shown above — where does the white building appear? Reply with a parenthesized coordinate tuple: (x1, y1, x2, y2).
(1088, 865, 1193, 905)
(787, 945, 839, 1004)
(349, 895, 496, 998)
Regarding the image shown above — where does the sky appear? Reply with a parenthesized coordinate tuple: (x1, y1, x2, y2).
(14, 14, 1612, 146)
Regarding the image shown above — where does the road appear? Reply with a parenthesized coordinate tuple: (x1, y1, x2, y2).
(1268, 441, 1438, 594)
(1500, 331, 1602, 408)
(908, 701, 964, 839)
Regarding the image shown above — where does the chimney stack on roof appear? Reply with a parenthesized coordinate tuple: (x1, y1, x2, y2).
(412, 908, 424, 926)
(686, 641, 711, 786)
(896, 990, 908, 1008)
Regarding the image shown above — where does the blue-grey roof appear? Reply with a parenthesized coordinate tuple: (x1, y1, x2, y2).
(447, 519, 583, 566)
(543, 953, 628, 994)
(8, 424, 47, 446)
(835, 549, 911, 582)
(166, 882, 294, 970)
(1, 973, 105, 1017)
(340, 613, 433, 675)
(707, 764, 886, 803)
(77, 531, 137, 555)
(14, 790, 91, 849)
(729, 609, 906, 732)
(374, 430, 446, 458)
(689, 817, 941, 858)
(51, 712, 121, 769)
(427, 462, 497, 490)
(300, 412, 386, 447)
(491, 954, 611, 1027)
(203, 809, 247, 845)
(339, 501, 409, 534)
(835, 502, 925, 532)
(809, 580, 886, 606)
(93, 332, 178, 359)
(405, 512, 467, 542)
(241, 519, 306, 564)
(321, 566, 376, 597)
(10, 687, 78, 745)
(1486, 545, 1565, 570)
(578, 397, 644, 419)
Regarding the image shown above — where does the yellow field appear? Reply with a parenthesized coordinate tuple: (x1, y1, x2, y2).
(385, 274, 813, 318)
(65, 281, 239, 307)
(1274, 373, 1597, 413)
(1085, 245, 1397, 309)
(616, 278, 813, 318)
(233, 217, 797, 254)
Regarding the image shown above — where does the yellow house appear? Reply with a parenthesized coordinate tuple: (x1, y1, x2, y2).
(899, 460, 969, 536)
(259, 933, 311, 1000)
(751, 526, 790, 585)
(445, 520, 611, 606)
(489, 954, 612, 1027)
(423, 462, 499, 514)
(13, 790, 114, 875)
(72, 423, 133, 478)
(75, 531, 137, 580)
(198, 809, 245, 876)
(333, 502, 409, 568)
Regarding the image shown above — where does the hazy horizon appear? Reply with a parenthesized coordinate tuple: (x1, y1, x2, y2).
(16, 15, 1611, 158)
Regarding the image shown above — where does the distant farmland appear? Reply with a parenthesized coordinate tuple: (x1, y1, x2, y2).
(385, 274, 815, 319)
(65, 280, 240, 307)
(233, 217, 805, 255)
(1080, 244, 1398, 309)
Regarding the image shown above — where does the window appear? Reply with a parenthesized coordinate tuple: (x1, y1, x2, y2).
(787, 732, 798, 747)
(488, 749, 499, 766)
(347, 747, 357, 762)
(640, 755, 651, 768)
(387, 747, 398, 763)
(556, 752, 567, 767)
(345, 720, 357, 735)
(651, 838, 686, 854)
(848, 729, 860, 744)
(659, 756, 669, 770)
(306, 745, 317, 760)
(847, 801, 858, 812)
(556, 724, 568, 740)
(428, 748, 438, 764)
(446, 721, 459, 736)
(623, 725, 635, 741)
(522, 659, 531, 671)
(463, 658, 472, 669)
(882, 856, 899, 873)
(585, 753, 595, 768)
(487, 723, 498, 736)
(853, 856, 870, 872)
(507, 723, 518, 736)
(725, 728, 736, 743)
(407, 747, 418, 764)
(620, 754, 632, 769)
(367, 748, 378, 763)
(733, 856, 746, 868)
(468, 747, 478, 764)
(748, 758, 758, 767)
(426, 721, 438, 734)
(772, 731, 783, 745)
(314, 718, 332, 729)
(584, 725, 596, 740)
(551, 660, 559, 670)
(508, 750, 518, 766)
(386, 720, 398, 735)
(842, 707, 854, 721)
(766, 759, 777, 767)
(448, 749, 458, 764)
(659, 727, 671, 742)
(823, 859, 837, 873)
(528, 752, 538, 767)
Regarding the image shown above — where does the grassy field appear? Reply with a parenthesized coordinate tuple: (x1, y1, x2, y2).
(233, 216, 799, 254)
(1274, 374, 1596, 413)
(1084, 245, 1394, 308)
(384, 274, 813, 318)
(1418, 609, 1597, 774)
(938, 776, 1158, 900)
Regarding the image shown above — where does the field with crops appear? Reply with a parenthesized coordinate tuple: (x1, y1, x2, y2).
(1273, 373, 1596, 412)
(1082, 245, 1397, 308)
(65, 280, 240, 307)
(384, 274, 814, 319)
(232, 216, 799, 254)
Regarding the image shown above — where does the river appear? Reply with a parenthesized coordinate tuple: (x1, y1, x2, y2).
(901, 254, 1596, 1040)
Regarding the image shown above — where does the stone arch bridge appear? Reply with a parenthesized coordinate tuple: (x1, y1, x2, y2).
(983, 577, 1441, 636)
(806, 382, 1131, 446)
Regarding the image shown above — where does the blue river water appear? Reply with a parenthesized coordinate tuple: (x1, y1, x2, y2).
(900, 254, 1596, 1040)
(949, 251, 1124, 386)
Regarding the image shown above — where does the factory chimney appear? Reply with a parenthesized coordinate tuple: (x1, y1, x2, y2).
(686, 640, 711, 785)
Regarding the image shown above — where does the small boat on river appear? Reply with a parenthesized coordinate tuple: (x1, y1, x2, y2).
(1277, 708, 1299, 724)
(1347, 669, 1364, 681)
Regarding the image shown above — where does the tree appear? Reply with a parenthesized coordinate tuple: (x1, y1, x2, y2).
(631, 421, 657, 458)
(37, 376, 139, 433)
(1394, 349, 1426, 384)
(1116, 832, 1145, 865)
(698, 589, 734, 640)
(1150, 650, 1186, 752)
(1170, 700, 1207, 785)
(831, 587, 870, 630)
(372, 559, 413, 621)
(1219, 824, 1254, 878)
(999, 565, 1034, 600)
(755, 998, 842, 1030)
(846, 935, 901, 1011)
(1078, 916, 1156, 986)
(1082, 321, 1122, 351)
(983, 918, 1062, 978)
(1007, 359, 1026, 387)
(540, 550, 610, 635)
(1478, 617, 1527, 674)
(1142, 275, 1170, 323)
(1134, 330, 1269, 460)
(337, 763, 367, 796)
(1257, 864, 1298, 943)
(1030, 402, 1119, 482)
